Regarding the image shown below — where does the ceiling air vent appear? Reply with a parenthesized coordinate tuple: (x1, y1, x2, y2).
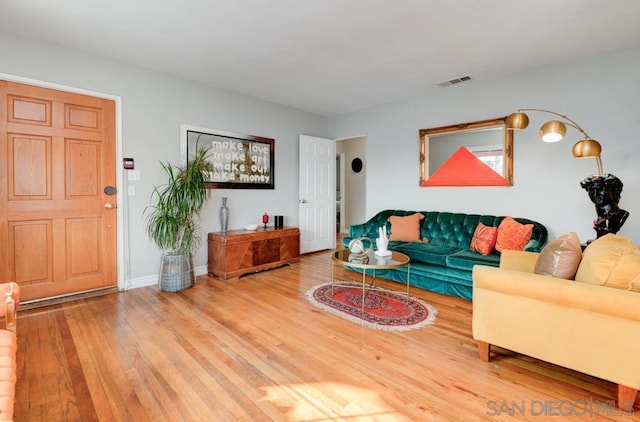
(437, 75, 472, 87)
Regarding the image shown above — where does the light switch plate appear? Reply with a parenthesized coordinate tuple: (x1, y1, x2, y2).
(127, 170, 141, 181)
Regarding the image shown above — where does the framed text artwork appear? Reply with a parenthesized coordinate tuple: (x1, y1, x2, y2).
(180, 124, 275, 189)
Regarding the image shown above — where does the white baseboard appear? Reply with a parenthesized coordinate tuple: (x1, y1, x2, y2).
(193, 265, 207, 278)
(122, 265, 208, 291)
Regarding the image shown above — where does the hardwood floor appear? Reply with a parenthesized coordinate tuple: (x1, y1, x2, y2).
(14, 248, 639, 421)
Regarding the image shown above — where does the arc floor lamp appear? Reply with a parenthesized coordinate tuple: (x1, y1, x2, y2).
(506, 108, 604, 175)
(506, 108, 628, 239)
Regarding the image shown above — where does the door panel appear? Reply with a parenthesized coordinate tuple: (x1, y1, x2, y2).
(7, 94, 52, 125)
(8, 133, 52, 199)
(66, 104, 101, 130)
(67, 217, 101, 276)
(67, 140, 101, 197)
(0, 81, 116, 302)
(9, 220, 52, 283)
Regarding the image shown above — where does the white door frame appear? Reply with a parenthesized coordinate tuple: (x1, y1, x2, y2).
(337, 152, 346, 233)
(0, 72, 127, 290)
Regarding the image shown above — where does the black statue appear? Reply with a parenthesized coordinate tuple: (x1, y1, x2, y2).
(580, 174, 629, 239)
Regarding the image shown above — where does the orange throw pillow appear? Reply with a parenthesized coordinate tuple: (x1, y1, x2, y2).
(470, 223, 498, 256)
(495, 216, 533, 252)
(388, 213, 424, 242)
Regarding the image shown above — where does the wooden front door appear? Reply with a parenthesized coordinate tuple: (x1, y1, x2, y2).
(0, 81, 117, 302)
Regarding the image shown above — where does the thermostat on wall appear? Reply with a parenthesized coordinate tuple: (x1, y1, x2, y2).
(123, 157, 135, 170)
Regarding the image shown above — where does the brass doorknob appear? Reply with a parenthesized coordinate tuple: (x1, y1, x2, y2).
(104, 202, 116, 210)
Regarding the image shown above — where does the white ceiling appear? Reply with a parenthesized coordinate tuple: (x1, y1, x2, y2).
(2, 0, 640, 116)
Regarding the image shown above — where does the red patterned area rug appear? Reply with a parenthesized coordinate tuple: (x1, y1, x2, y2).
(306, 282, 437, 331)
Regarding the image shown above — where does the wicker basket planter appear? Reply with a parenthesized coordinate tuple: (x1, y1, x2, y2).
(159, 252, 194, 292)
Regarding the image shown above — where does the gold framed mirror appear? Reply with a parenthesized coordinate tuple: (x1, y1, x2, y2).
(419, 117, 513, 187)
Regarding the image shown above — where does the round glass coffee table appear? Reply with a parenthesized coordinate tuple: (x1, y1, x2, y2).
(331, 249, 410, 314)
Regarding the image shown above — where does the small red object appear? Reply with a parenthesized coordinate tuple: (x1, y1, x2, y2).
(262, 212, 269, 229)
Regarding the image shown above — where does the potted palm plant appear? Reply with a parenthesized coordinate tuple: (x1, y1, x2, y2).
(145, 145, 212, 291)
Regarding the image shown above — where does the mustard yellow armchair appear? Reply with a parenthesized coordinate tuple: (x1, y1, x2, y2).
(472, 250, 640, 412)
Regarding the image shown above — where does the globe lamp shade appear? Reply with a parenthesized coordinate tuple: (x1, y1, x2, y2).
(539, 120, 566, 142)
(506, 112, 529, 130)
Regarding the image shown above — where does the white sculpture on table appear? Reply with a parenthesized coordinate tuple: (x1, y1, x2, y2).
(348, 237, 371, 263)
(375, 226, 392, 256)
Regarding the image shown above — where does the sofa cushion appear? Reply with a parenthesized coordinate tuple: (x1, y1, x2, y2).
(446, 249, 500, 271)
(495, 216, 533, 252)
(388, 213, 424, 242)
(393, 243, 460, 266)
(534, 232, 582, 279)
(470, 223, 498, 256)
(575, 234, 640, 291)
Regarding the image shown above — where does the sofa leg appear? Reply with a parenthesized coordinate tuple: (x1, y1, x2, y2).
(477, 341, 490, 362)
(618, 384, 636, 412)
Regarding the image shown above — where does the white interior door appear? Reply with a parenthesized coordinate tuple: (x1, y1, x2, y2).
(299, 135, 335, 254)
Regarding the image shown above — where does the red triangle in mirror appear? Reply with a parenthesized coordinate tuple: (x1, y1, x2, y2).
(423, 146, 508, 186)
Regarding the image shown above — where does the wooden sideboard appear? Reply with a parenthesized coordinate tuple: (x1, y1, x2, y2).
(207, 227, 300, 281)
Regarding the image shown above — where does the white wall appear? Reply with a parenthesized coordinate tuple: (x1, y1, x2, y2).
(328, 47, 640, 244)
(0, 32, 328, 287)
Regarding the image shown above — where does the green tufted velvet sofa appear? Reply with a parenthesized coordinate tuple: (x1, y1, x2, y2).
(342, 210, 548, 300)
